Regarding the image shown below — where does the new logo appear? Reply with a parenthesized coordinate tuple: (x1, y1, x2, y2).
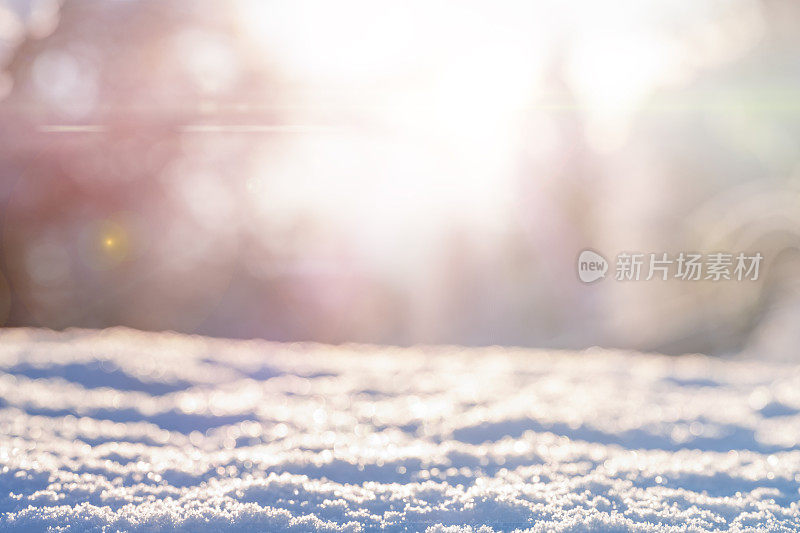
(577, 250, 608, 283)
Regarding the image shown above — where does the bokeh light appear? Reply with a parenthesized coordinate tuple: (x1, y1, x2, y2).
(0, 0, 798, 355)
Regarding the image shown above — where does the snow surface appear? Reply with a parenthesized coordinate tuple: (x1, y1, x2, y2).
(0, 328, 799, 532)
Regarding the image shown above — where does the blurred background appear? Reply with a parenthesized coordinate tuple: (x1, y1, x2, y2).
(1, 0, 800, 358)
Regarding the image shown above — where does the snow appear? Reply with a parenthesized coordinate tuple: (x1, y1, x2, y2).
(0, 328, 799, 531)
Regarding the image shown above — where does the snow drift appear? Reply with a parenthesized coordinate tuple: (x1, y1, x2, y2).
(0, 328, 798, 531)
